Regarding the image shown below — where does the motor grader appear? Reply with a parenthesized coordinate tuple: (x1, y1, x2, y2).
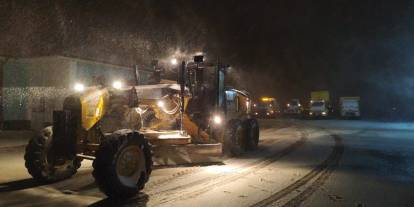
(24, 56, 259, 198)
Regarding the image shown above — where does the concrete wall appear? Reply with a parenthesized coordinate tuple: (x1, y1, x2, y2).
(1, 56, 152, 130)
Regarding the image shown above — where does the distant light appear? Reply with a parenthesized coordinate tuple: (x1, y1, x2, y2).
(287, 103, 290, 107)
(298, 103, 301, 107)
(195, 51, 204, 56)
(170, 58, 178, 65)
(253, 104, 257, 107)
(74, 83, 85, 92)
(112, 81, 123, 89)
(255, 112, 258, 115)
(322, 111, 327, 116)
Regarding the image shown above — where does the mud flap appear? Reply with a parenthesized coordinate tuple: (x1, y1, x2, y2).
(152, 143, 223, 166)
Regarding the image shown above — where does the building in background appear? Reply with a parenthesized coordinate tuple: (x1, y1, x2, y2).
(0, 56, 152, 130)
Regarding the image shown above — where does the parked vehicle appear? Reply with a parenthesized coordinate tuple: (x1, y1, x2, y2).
(285, 99, 303, 115)
(253, 97, 279, 118)
(340, 97, 360, 118)
(308, 90, 331, 118)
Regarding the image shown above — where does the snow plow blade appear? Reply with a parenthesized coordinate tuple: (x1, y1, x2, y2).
(152, 143, 223, 166)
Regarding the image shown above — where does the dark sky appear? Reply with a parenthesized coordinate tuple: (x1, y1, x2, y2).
(1, 0, 414, 119)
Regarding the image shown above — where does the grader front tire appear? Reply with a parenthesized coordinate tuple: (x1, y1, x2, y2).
(92, 130, 152, 198)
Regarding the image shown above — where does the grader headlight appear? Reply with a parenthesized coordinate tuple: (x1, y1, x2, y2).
(212, 114, 222, 125)
(73, 83, 85, 92)
(112, 80, 123, 90)
(157, 100, 165, 108)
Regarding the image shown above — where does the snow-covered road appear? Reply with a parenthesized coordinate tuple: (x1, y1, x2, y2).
(0, 119, 413, 207)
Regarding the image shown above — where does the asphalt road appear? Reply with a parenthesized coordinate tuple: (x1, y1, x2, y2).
(0, 119, 413, 207)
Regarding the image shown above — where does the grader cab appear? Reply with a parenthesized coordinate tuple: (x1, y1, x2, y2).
(24, 56, 259, 198)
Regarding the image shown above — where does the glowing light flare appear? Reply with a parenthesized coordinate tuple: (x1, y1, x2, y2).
(112, 80, 123, 89)
(261, 97, 270, 101)
(73, 83, 85, 92)
(170, 58, 178, 65)
(157, 100, 165, 108)
(213, 115, 222, 125)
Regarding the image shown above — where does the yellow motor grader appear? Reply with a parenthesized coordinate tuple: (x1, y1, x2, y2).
(24, 56, 259, 198)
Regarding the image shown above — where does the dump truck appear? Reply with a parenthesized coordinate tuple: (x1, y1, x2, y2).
(24, 56, 259, 198)
(252, 97, 279, 118)
(339, 97, 360, 118)
(308, 90, 331, 118)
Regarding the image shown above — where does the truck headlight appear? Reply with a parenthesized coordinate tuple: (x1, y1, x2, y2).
(112, 80, 123, 89)
(73, 83, 85, 92)
(213, 115, 222, 125)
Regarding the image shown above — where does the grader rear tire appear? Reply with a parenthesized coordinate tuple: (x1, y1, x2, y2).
(24, 126, 81, 182)
(92, 130, 152, 198)
(224, 120, 248, 156)
(246, 118, 260, 150)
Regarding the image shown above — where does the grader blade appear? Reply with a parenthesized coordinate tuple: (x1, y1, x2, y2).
(152, 143, 223, 166)
(142, 130, 223, 165)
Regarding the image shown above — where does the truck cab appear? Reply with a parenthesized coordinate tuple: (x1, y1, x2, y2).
(340, 97, 360, 118)
(309, 99, 328, 117)
(253, 97, 279, 118)
(285, 99, 302, 115)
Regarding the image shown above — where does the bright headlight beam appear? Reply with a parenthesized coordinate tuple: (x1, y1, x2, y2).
(170, 58, 178, 65)
(112, 81, 123, 89)
(157, 100, 165, 108)
(74, 83, 85, 92)
(213, 115, 222, 124)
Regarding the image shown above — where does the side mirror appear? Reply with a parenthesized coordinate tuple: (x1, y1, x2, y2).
(134, 65, 140, 85)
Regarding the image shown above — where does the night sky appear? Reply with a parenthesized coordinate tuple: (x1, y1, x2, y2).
(1, 0, 414, 119)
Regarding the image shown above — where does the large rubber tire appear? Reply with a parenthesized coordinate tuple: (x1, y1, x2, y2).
(224, 120, 248, 156)
(24, 126, 81, 182)
(246, 118, 260, 150)
(92, 129, 152, 199)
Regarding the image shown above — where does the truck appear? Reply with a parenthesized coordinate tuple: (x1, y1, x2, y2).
(284, 99, 303, 116)
(308, 90, 331, 118)
(339, 97, 360, 118)
(252, 97, 279, 118)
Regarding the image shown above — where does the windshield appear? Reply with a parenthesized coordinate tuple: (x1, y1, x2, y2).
(289, 101, 299, 106)
(311, 102, 325, 107)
